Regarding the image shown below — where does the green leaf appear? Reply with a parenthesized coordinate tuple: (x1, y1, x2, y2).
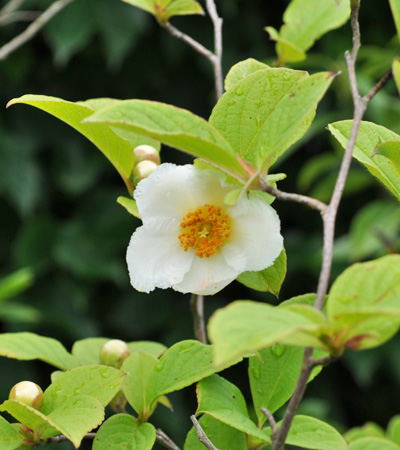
(184, 414, 246, 450)
(196, 375, 269, 443)
(277, 415, 348, 450)
(376, 141, 400, 178)
(327, 255, 400, 351)
(349, 200, 400, 260)
(269, 0, 350, 64)
(127, 341, 166, 357)
(210, 69, 336, 171)
(208, 300, 328, 368)
(117, 196, 140, 219)
(147, 340, 241, 407)
(224, 58, 270, 91)
(122, 0, 203, 24)
(349, 437, 400, 450)
(236, 248, 287, 294)
(249, 345, 324, 426)
(0, 415, 25, 450)
(71, 338, 109, 365)
(7, 95, 152, 195)
(85, 100, 247, 182)
(93, 414, 156, 450)
(388, 416, 400, 445)
(42, 365, 126, 414)
(265, 26, 306, 63)
(121, 352, 158, 420)
(389, 0, 400, 42)
(393, 59, 400, 96)
(345, 422, 386, 443)
(0, 332, 78, 370)
(328, 121, 400, 201)
(0, 269, 34, 303)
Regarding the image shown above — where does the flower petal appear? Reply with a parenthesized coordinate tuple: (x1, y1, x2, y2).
(127, 225, 194, 293)
(173, 252, 240, 295)
(134, 163, 199, 229)
(222, 197, 284, 272)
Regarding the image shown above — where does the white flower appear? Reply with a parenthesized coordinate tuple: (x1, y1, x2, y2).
(126, 163, 284, 295)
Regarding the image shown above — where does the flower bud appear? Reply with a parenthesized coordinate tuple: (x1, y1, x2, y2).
(133, 160, 158, 185)
(133, 145, 160, 165)
(9, 381, 44, 411)
(100, 339, 130, 368)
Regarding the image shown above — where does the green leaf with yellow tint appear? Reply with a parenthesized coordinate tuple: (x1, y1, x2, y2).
(327, 255, 400, 351)
(208, 300, 328, 368)
(349, 437, 400, 450)
(0, 415, 26, 450)
(117, 196, 140, 219)
(389, 0, 400, 41)
(376, 141, 400, 179)
(267, 0, 350, 64)
(196, 375, 269, 443)
(210, 69, 336, 171)
(224, 58, 270, 91)
(237, 249, 287, 294)
(328, 121, 400, 201)
(85, 100, 247, 182)
(393, 58, 400, 95)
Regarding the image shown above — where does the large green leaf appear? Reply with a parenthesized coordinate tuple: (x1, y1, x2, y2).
(0, 396, 104, 448)
(0, 415, 25, 450)
(121, 352, 158, 420)
(349, 437, 400, 450)
(85, 100, 247, 181)
(7, 95, 157, 195)
(42, 365, 126, 414)
(224, 58, 270, 91)
(208, 300, 328, 368)
(210, 69, 336, 171)
(236, 248, 286, 294)
(196, 375, 269, 443)
(271, 415, 348, 450)
(146, 340, 241, 407)
(328, 121, 400, 201)
(389, 0, 400, 42)
(184, 414, 246, 450)
(122, 0, 203, 24)
(376, 141, 400, 179)
(0, 332, 78, 370)
(93, 414, 156, 450)
(327, 255, 400, 351)
(267, 0, 350, 64)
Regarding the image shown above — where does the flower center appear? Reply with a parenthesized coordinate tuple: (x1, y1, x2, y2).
(178, 204, 231, 258)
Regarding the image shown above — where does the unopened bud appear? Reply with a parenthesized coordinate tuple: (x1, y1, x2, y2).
(133, 160, 158, 185)
(100, 339, 130, 368)
(133, 145, 160, 165)
(9, 381, 44, 411)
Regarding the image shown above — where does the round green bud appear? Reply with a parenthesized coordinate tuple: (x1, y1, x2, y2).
(133, 160, 158, 185)
(9, 381, 44, 411)
(133, 145, 160, 165)
(100, 339, 130, 368)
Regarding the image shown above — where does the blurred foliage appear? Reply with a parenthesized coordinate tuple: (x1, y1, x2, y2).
(1, 0, 400, 447)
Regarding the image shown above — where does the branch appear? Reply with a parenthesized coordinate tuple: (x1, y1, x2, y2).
(0, 0, 74, 61)
(190, 415, 220, 450)
(0, 11, 40, 26)
(156, 428, 181, 450)
(45, 433, 96, 444)
(260, 178, 327, 213)
(261, 407, 278, 439)
(205, 0, 223, 99)
(272, 4, 393, 449)
(190, 294, 207, 344)
(0, 0, 25, 16)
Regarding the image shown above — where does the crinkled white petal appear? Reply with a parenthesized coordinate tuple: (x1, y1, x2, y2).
(127, 225, 194, 293)
(173, 251, 240, 295)
(134, 164, 200, 230)
(221, 196, 283, 272)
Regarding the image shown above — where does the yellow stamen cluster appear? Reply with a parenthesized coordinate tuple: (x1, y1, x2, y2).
(178, 204, 231, 258)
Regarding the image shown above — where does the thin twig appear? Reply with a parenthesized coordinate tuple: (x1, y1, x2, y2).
(261, 407, 278, 438)
(272, 4, 393, 449)
(190, 415, 219, 450)
(260, 179, 327, 213)
(205, 0, 223, 99)
(190, 294, 207, 344)
(0, 0, 25, 16)
(310, 354, 338, 368)
(0, 11, 40, 26)
(0, 0, 74, 61)
(156, 428, 181, 450)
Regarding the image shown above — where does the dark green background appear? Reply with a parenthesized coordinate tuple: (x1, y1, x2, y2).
(0, 0, 400, 447)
